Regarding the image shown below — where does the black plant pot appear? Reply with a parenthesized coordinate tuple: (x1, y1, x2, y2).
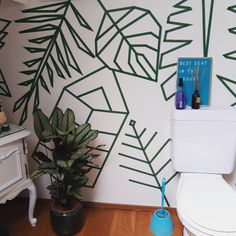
(50, 200, 85, 236)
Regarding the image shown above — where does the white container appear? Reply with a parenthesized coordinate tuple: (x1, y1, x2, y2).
(171, 107, 236, 174)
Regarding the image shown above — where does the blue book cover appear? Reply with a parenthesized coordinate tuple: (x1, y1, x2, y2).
(177, 57, 212, 106)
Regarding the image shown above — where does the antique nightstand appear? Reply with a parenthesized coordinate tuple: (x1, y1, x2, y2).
(0, 124, 37, 226)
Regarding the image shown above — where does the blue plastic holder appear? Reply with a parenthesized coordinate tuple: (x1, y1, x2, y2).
(150, 178, 174, 236)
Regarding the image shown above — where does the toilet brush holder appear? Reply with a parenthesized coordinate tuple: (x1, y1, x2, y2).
(150, 209, 174, 236)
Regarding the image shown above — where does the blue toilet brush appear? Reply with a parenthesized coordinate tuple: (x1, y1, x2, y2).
(150, 177, 174, 236)
(158, 178, 168, 218)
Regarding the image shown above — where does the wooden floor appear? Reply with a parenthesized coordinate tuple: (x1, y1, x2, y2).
(0, 198, 183, 236)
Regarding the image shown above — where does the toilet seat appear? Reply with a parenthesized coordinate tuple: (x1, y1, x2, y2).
(177, 173, 236, 235)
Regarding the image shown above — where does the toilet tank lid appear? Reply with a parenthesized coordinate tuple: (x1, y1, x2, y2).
(172, 107, 236, 122)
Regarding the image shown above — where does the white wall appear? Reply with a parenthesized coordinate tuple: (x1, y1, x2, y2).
(0, 0, 236, 207)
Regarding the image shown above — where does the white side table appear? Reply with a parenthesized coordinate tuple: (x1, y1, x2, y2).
(0, 124, 37, 226)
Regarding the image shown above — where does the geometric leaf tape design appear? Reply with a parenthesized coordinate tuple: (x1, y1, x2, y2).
(33, 67, 129, 188)
(96, 0, 162, 82)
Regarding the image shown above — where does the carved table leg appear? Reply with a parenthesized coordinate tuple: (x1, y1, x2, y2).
(28, 180, 37, 226)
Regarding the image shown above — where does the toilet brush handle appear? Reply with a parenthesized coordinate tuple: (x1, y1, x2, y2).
(161, 178, 166, 213)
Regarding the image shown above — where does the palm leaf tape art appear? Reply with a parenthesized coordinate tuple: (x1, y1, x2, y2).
(0, 18, 12, 97)
(13, 1, 95, 125)
(217, 5, 236, 106)
(160, 0, 192, 101)
(119, 120, 177, 207)
(96, 0, 162, 82)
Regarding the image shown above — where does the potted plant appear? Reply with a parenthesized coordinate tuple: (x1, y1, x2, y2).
(31, 107, 100, 236)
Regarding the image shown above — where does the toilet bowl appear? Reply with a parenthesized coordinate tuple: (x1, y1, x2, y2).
(177, 173, 236, 236)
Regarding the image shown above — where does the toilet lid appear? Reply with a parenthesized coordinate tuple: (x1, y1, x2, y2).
(177, 173, 236, 233)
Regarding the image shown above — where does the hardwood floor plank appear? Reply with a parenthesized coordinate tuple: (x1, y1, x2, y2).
(78, 207, 115, 236)
(108, 210, 136, 236)
(0, 198, 183, 236)
(170, 208, 183, 236)
(135, 211, 153, 236)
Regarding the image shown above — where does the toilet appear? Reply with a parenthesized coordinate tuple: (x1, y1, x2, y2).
(171, 107, 236, 236)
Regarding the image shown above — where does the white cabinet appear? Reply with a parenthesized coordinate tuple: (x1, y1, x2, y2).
(0, 124, 37, 226)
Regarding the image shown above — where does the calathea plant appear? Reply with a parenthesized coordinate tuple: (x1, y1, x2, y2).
(31, 107, 100, 209)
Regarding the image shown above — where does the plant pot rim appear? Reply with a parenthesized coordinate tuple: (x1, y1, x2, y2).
(50, 199, 82, 214)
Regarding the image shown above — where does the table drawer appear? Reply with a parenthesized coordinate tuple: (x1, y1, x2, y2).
(0, 146, 23, 192)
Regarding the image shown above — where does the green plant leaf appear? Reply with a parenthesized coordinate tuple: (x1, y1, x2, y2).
(51, 107, 63, 131)
(80, 130, 98, 147)
(41, 129, 56, 140)
(74, 123, 91, 145)
(56, 127, 67, 136)
(60, 108, 76, 133)
(71, 153, 92, 161)
(69, 176, 89, 187)
(31, 169, 45, 179)
(56, 172, 65, 181)
(38, 161, 57, 174)
(47, 182, 60, 198)
(65, 133, 76, 146)
(34, 109, 53, 141)
(56, 159, 75, 169)
(69, 187, 82, 200)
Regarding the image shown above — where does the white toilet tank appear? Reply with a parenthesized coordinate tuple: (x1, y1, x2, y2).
(172, 107, 236, 174)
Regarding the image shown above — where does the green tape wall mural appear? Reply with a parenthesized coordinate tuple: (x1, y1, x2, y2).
(3, 0, 232, 205)
(160, 0, 215, 102)
(0, 18, 11, 97)
(33, 66, 129, 187)
(202, 0, 214, 57)
(13, 1, 95, 125)
(96, 0, 162, 82)
(159, 0, 192, 101)
(217, 75, 236, 106)
(119, 120, 177, 207)
(217, 4, 236, 106)
(0, 18, 10, 49)
(0, 70, 11, 97)
(223, 5, 236, 61)
(160, 0, 192, 70)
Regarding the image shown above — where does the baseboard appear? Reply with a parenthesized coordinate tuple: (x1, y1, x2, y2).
(83, 201, 176, 212)
(15, 197, 176, 213)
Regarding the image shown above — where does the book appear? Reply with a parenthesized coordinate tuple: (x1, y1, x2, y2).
(177, 57, 212, 106)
